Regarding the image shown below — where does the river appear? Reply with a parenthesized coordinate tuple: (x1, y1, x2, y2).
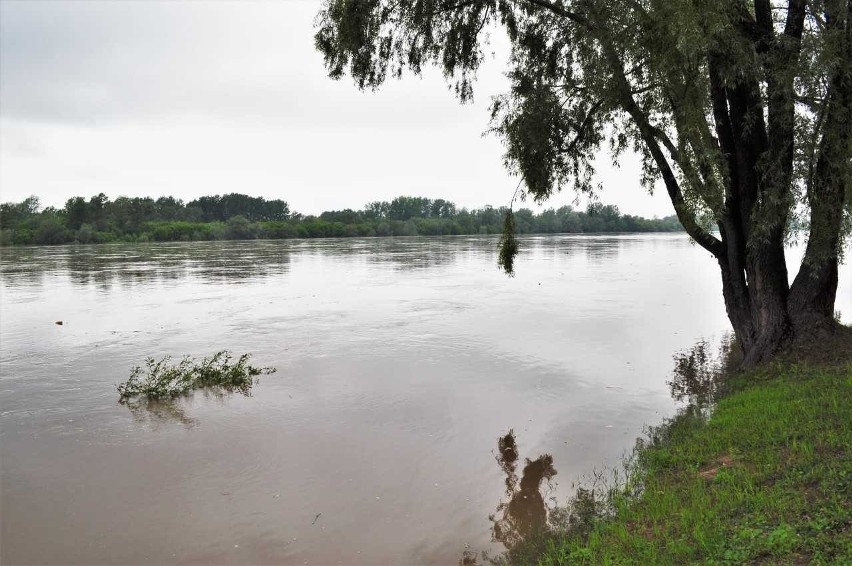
(1, 234, 849, 564)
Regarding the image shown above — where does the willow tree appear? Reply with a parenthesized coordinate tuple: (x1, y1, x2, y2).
(315, 0, 851, 366)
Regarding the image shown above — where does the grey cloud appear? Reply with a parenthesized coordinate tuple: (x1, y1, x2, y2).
(0, 1, 675, 218)
(0, 1, 504, 130)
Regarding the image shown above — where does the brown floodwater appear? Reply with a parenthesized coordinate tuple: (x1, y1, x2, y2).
(1, 235, 848, 565)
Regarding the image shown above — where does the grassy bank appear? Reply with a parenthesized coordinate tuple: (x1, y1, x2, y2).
(507, 360, 851, 565)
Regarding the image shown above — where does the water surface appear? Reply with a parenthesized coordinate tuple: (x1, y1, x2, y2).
(1, 235, 848, 564)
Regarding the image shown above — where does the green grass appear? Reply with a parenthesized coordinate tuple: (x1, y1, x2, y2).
(117, 351, 276, 403)
(506, 363, 851, 565)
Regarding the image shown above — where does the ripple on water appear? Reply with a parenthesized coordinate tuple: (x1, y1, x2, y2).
(3, 235, 843, 564)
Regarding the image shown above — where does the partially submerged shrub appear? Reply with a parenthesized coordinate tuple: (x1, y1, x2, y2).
(117, 351, 275, 403)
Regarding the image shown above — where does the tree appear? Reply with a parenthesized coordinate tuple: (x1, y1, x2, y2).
(387, 195, 433, 219)
(64, 197, 88, 230)
(225, 215, 258, 240)
(0, 195, 39, 230)
(35, 215, 68, 245)
(87, 193, 109, 230)
(186, 193, 290, 222)
(154, 196, 186, 221)
(315, 0, 852, 366)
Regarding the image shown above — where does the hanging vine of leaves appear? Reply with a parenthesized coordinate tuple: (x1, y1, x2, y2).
(498, 208, 520, 275)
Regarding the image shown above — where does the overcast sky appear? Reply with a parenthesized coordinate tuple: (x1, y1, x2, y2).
(0, 0, 675, 217)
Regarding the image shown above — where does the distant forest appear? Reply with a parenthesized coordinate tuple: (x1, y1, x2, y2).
(0, 193, 682, 246)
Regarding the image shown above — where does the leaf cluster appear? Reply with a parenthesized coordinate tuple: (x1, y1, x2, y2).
(116, 351, 276, 403)
(315, 0, 852, 260)
(497, 208, 519, 274)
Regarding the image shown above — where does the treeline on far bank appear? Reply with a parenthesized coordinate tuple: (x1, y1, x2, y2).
(0, 193, 683, 246)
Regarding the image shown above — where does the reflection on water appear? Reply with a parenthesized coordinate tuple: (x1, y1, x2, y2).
(480, 333, 740, 561)
(490, 430, 557, 550)
(122, 386, 256, 429)
(0, 236, 646, 291)
(668, 334, 738, 407)
(125, 398, 199, 429)
(0, 238, 473, 291)
(3, 235, 847, 565)
(529, 234, 638, 264)
(0, 241, 294, 289)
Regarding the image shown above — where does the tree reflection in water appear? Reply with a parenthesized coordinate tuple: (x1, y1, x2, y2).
(467, 335, 739, 565)
(668, 333, 738, 408)
(490, 430, 557, 550)
(122, 386, 247, 429)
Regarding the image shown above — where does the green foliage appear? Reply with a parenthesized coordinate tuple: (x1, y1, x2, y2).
(34, 216, 69, 245)
(313, 0, 852, 306)
(116, 351, 276, 403)
(76, 223, 95, 244)
(0, 195, 40, 231)
(225, 215, 258, 240)
(498, 209, 519, 274)
(64, 196, 88, 230)
(188, 193, 290, 222)
(0, 193, 683, 246)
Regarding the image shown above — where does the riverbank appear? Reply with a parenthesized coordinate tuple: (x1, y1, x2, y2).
(509, 339, 851, 564)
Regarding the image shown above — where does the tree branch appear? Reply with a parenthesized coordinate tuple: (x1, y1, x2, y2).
(733, 1, 771, 53)
(763, 0, 807, 225)
(601, 43, 724, 257)
(754, 0, 773, 40)
(558, 100, 604, 155)
(519, 0, 589, 26)
(783, 0, 808, 39)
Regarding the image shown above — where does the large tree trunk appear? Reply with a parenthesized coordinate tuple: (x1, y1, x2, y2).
(788, 0, 852, 337)
(717, 191, 846, 369)
(787, 143, 846, 335)
(717, 243, 795, 369)
(705, 0, 850, 368)
(598, 2, 849, 369)
(711, 71, 795, 367)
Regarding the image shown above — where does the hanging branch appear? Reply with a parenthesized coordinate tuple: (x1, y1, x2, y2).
(498, 179, 525, 275)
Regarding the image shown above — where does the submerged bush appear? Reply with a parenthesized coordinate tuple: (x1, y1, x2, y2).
(117, 351, 275, 403)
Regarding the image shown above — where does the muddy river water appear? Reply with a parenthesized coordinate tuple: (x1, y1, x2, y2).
(1, 234, 849, 564)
